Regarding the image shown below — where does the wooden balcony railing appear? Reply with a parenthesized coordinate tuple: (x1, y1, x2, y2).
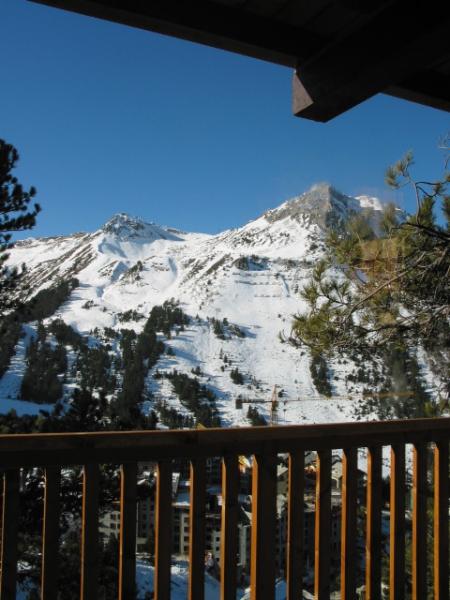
(0, 418, 449, 600)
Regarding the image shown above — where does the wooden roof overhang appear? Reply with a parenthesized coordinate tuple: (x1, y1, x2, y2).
(30, 0, 450, 122)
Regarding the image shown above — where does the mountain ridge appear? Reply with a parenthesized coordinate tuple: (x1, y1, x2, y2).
(13, 182, 386, 246)
(2, 184, 443, 427)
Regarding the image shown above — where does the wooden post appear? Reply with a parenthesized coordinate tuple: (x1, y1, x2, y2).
(250, 454, 277, 600)
(341, 447, 357, 600)
(412, 443, 427, 600)
(80, 464, 99, 600)
(41, 466, 61, 600)
(287, 451, 304, 600)
(119, 462, 137, 600)
(154, 460, 173, 600)
(220, 455, 239, 600)
(390, 444, 405, 600)
(0, 470, 20, 599)
(434, 440, 449, 600)
(314, 449, 331, 600)
(366, 446, 382, 600)
(188, 459, 206, 600)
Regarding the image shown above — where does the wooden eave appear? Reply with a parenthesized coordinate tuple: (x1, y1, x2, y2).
(29, 0, 450, 121)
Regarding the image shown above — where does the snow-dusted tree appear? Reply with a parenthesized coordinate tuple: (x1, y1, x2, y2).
(290, 146, 450, 354)
(290, 146, 450, 417)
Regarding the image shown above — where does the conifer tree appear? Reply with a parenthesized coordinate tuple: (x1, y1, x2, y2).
(0, 139, 40, 318)
(290, 146, 450, 353)
(289, 145, 450, 416)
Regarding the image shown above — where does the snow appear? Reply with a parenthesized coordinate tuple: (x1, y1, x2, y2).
(17, 561, 238, 600)
(0, 398, 55, 416)
(136, 561, 298, 600)
(7, 186, 443, 600)
(355, 194, 384, 211)
(15, 560, 306, 600)
(3, 185, 440, 426)
(0, 325, 32, 402)
(136, 560, 225, 599)
(0, 324, 57, 414)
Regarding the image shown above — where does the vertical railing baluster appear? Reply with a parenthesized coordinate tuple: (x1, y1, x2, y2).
(189, 458, 206, 600)
(412, 443, 427, 600)
(341, 447, 357, 600)
(220, 455, 239, 600)
(287, 450, 304, 600)
(119, 462, 137, 600)
(0, 478, 2, 564)
(0, 469, 20, 599)
(390, 444, 405, 600)
(366, 446, 382, 600)
(41, 466, 61, 600)
(154, 460, 173, 600)
(81, 463, 99, 600)
(250, 453, 277, 600)
(314, 449, 331, 600)
(434, 440, 449, 600)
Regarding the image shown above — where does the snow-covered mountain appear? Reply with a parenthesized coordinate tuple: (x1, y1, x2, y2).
(2, 184, 443, 425)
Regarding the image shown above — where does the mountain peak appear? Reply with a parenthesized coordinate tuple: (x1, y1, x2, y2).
(263, 183, 349, 225)
(263, 183, 385, 231)
(102, 213, 146, 235)
(308, 181, 334, 195)
(101, 213, 182, 242)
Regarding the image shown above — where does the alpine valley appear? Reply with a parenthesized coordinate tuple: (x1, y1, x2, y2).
(1, 183, 446, 428)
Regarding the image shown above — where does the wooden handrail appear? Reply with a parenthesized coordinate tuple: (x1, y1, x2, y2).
(0, 417, 448, 468)
(0, 417, 448, 600)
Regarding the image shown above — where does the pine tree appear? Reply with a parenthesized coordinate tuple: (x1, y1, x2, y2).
(230, 367, 244, 385)
(289, 147, 450, 417)
(0, 140, 40, 318)
(290, 148, 450, 353)
(309, 354, 332, 396)
(247, 406, 267, 426)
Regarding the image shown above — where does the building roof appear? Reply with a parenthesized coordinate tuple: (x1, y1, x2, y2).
(30, 0, 450, 121)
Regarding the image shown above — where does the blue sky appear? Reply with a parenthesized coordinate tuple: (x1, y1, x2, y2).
(2, 0, 449, 238)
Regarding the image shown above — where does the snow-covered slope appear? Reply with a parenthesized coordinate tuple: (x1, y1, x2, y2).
(7, 183, 362, 321)
(4, 183, 435, 424)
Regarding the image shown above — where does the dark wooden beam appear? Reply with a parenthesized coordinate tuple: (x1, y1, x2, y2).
(29, 0, 323, 67)
(293, 3, 450, 121)
(387, 70, 450, 114)
(29, 0, 450, 120)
